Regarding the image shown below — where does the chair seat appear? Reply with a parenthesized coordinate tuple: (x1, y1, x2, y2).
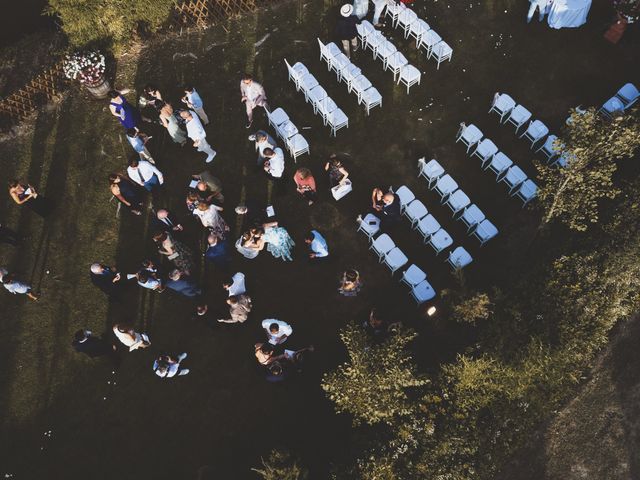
(387, 52, 409, 70)
(515, 179, 537, 201)
(326, 42, 342, 58)
(460, 204, 485, 228)
(290, 62, 309, 81)
(268, 108, 289, 126)
(494, 93, 515, 112)
(352, 75, 373, 92)
(509, 105, 532, 125)
(446, 189, 471, 212)
(405, 199, 428, 223)
(317, 97, 339, 117)
(384, 247, 409, 271)
(602, 96, 624, 114)
(432, 40, 452, 58)
(402, 264, 427, 286)
(421, 30, 441, 48)
(448, 246, 473, 269)
(399, 64, 421, 82)
(341, 64, 362, 83)
(359, 213, 380, 237)
(394, 185, 415, 209)
(362, 87, 382, 104)
(487, 152, 513, 174)
(524, 120, 549, 140)
(412, 279, 436, 303)
(277, 120, 299, 139)
(502, 166, 527, 188)
(308, 85, 328, 104)
(435, 174, 458, 198)
(299, 73, 319, 92)
(420, 158, 444, 180)
(474, 219, 498, 244)
(429, 229, 453, 250)
(331, 54, 351, 72)
(287, 134, 309, 153)
(371, 233, 395, 257)
(617, 82, 639, 107)
(417, 214, 440, 237)
(376, 42, 397, 61)
(460, 124, 483, 145)
(327, 108, 348, 126)
(474, 139, 498, 159)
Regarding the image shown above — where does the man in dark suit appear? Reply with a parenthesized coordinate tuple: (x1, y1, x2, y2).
(72, 330, 116, 358)
(380, 193, 401, 231)
(152, 209, 184, 233)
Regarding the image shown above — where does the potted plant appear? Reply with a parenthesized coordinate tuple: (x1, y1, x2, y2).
(63, 50, 110, 98)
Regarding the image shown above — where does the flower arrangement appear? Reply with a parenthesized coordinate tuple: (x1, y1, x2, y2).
(613, 0, 640, 22)
(63, 51, 106, 86)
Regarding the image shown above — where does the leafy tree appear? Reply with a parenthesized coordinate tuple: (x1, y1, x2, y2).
(536, 108, 640, 231)
(251, 449, 308, 480)
(45, 0, 176, 50)
(442, 271, 492, 324)
(322, 323, 429, 426)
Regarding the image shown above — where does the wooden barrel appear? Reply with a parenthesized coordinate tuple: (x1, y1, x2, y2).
(84, 77, 111, 99)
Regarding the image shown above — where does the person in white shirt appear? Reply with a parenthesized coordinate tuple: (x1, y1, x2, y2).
(305, 230, 329, 259)
(240, 73, 268, 129)
(112, 324, 150, 352)
(261, 319, 293, 345)
(223, 272, 246, 297)
(263, 147, 285, 179)
(127, 158, 164, 192)
(250, 130, 276, 166)
(527, 0, 552, 23)
(180, 110, 217, 164)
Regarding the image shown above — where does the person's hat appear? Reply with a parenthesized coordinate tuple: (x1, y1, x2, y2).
(340, 4, 353, 17)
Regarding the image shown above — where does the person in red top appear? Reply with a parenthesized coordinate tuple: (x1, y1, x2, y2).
(293, 168, 317, 205)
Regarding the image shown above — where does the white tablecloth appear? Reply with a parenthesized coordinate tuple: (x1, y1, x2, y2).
(547, 0, 592, 29)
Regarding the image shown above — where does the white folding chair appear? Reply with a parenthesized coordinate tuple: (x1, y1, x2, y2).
(326, 108, 349, 137)
(430, 40, 453, 69)
(404, 199, 429, 227)
(401, 264, 427, 288)
(385, 52, 409, 81)
(370, 233, 395, 261)
(471, 219, 498, 246)
(498, 165, 527, 193)
(511, 179, 537, 207)
(408, 19, 430, 47)
(385, 1, 404, 25)
(276, 119, 298, 141)
(456, 123, 483, 152)
(459, 204, 485, 232)
(444, 189, 471, 217)
(356, 20, 376, 47)
(351, 75, 373, 102)
(616, 82, 639, 110)
(307, 85, 328, 112)
(551, 151, 574, 168)
(519, 120, 549, 148)
(286, 134, 309, 162)
(488, 92, 516, 122)
(505, 104, 532, 133)
(267, 107, 289, 129)
(396, 8, 418, 36)
(357, 213, 380, 240)
(410, 279, 436, 304)
(418, 158, 444, 188)
(419, 29, 441, 56)
(428, 228, 453, 255)
(383, 247, 409, 274)
(394, 185, 415, 212)
(330, 53, 351, 77)
(434, 174, 458, 202)
(397, 64, 421, 94)
(599, 96, 625, 118)
(447, 246, 472, 270)
(485, 151, 513, 177)
(284, 59, 309, 88)
(298, 73, 319, 101)
(317, 39, 340, 69)
(416, 214, 440, 242)
(375, 41, 397, 66)
(535, 134, 560, 162)
(365, 30, 385, 56)
(361, 87, 383, 115)
(339, 63, 362, 87)
(471, 138, 498, 166)
(317, 97, 339, 125)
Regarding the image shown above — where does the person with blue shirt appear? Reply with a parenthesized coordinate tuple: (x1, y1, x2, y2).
(125, 128, 154, 163)
(182, 85, 209, 125)
(305, 230, 329, 260)
(127, 158, 164, 193)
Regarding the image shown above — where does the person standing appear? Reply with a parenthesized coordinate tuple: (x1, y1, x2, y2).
(0, 268, 39, 300)
(337, 4, 360, 59)
(262, 147, 285, 181)
(305, 230, 329, 260)
(159, 102, 187, 146)
(205, 233, 231, 270)
(127, 158, 164, 193)
(527, 0, 552, 23)
(113, 323, 150, 351)
(72, 329, 116, 357)
(217, 294, 253, 324)
(180, 110, 217, 164)
(8, 180, 53, 217)
(261, 319, 293, 345)
(129, 269, 165, 292)
(108, 89, 141, 130)
(109, 173, 143, 216)
(0, 221, 21, 246)
(222, 272, 246, 297)
(379, 192, 401, 231)
(250, 130, 277, 166)
(152, 209, 184, 233)
(263, 222, 295, 262)
(165, 269, 201, 298)
(90, 263, 123, 296)
(240, 74, 268, 129)
(153, 353, 190, 378)
(293, 168, 317, 206)
(192, 171, 224, 203)
(193, 202, 229, 239)
(182, 85, 209, 125)
(125, 128, 155, 163)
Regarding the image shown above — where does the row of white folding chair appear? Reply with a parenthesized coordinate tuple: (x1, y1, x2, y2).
(599, 83, 639, 118)
(488, 93, 552, 147)
(265, 107, 309, 162)
(317, 39, 383, 115)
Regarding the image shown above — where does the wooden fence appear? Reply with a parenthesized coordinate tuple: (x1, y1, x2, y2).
(0, 0, 267, 127)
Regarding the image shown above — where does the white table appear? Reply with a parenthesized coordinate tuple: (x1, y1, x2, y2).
(547, 0, 592, 29)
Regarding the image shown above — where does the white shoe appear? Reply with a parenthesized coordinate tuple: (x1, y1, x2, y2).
(356, 214, 363, 224)
(248, 134, 256, 141)
(178, 352, 188, 362)
(178, 369, 190, 376)
(205, 152, 217, 163)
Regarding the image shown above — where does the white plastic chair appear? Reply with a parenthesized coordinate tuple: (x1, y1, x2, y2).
(370, 233, 395, 261)
(430, 41, 453, 69)
(298, 73, 319, 101)
(428, 228, 453, 255)
(385, 1, 404, 25)
(286, 134, 309, 162)
(357, 213, 380, 240)
(599, 96, 625, 118)
(505, 104, 532, 132)
(276, 119, 298, 140)
(408, 19, 430, 47)
(488, 92, 516, 122)
(327, 108, 349, 137)
(284, 59, 309, 89)
(267, 107, 289, 129)
(444, 189, 471, 217)
(317, 39, 340, 69)
(361, 87, 383, 115)
(339, 63, 362, 87)
(396, 8, 418, 36)
(317, 97, 339, 125)
(471, 138, 498, 166)
(410, 279, 436, 304)
(398, 65, 421, 94)
(498, 165, 527, 193)
(418, 158, 444, 188)
(616, 83, 639, 110)
(519, 120, 549, 148)
(330, 53, 351, 77)
(356, 21, 376, 47)
(366, 31, 385, 54)
(434, 174, 458, 202)
(416, 214, 440, 242)
(456, 123, 483, 152)
(351, 75, 373, 102)
(471, 219, 498, 246)
(419, 29, 441, 56)
(459, 204, 485, 232)
(383, 247, 409, 274)
(511, 179, 537, 207)
(551, 151, 573, 168)
(535, 134, 560, 162)
(375, 41, 398, 66)
(485, 152, 513, 177)
(447, 246, 473, 270)
(394, 185, 415, 212)
(307, 85, 328, 111)
(401, 264, 427, 288)
(404, 199, 429, 227)
(386, 52, 409, 81)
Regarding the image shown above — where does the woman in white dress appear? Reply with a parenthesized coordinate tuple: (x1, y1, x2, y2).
(235, 230, 265, 259)
(159, 102, 187, 146)
(262, 222, 295, 262)
(113, 324, 150, 352)
(193, 202, 229, 239)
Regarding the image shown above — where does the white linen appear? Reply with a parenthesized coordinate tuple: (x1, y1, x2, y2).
(547, 0, 592, 29)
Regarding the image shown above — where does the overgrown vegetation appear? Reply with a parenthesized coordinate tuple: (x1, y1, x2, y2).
(251, 449, 309, 480)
